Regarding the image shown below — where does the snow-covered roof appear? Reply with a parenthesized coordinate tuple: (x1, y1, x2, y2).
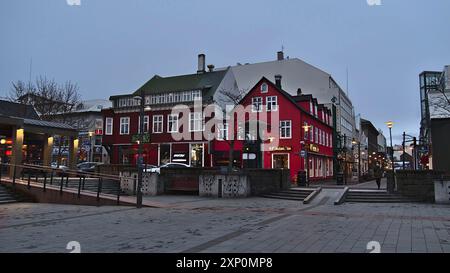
(74, 99, 112, 113)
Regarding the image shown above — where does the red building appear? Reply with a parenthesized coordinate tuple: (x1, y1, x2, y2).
(213, 75, 334, 182)
(102, 56, 334, 183)
(101, 56, 236, 167)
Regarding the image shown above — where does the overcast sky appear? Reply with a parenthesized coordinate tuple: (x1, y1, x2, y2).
(1, 0, 449, 144)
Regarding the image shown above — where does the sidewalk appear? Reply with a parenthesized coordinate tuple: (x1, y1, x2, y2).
(308, 178, 386, 189)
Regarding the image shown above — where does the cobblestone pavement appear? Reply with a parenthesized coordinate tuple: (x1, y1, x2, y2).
(1, 193, 450, 253)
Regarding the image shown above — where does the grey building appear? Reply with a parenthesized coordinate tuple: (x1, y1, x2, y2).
(218, 51, 357, 147)
(48, 99, 112, 163)
(419, 65, 450, 170)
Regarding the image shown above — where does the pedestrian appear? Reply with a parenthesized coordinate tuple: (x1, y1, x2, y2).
(374, 164, 382, 190)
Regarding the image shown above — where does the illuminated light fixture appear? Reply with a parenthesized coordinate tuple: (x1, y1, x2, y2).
(0, 139, 5, 145)
(385, 121, 394, 129)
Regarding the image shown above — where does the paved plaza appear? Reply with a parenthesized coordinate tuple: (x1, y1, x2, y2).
(1, 190, 450, 253)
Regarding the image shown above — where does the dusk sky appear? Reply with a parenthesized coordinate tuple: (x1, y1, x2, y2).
(1, 0, 449, 144)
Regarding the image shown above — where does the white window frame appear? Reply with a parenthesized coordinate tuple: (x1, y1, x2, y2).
(217, 122, 228, 141)
(266, 96, 278, 112)
(310, 125, 314, 142)
(152, 115, 163, 133)
(138, 115, 149, 133)
(261, 83, 268, 93)
(315, 127, 318, 143)
(280, 120, 292, 139)
(189, 112, 204, 132)
(252, 97, 263, 112)
(119, 117, 130, 135)
(105, 117, 113, 135)
(167, 114, 179, 133)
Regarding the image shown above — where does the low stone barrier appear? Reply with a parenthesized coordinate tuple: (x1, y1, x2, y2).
(396, 170, 444, 202)
(434, 177, 450, 204)
(199, 173, 250, 198)
(119, 171, 163, 196)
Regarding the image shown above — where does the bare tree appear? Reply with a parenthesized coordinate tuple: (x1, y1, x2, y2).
(216, 87, 248, 172)
(10, 76, 82, 166)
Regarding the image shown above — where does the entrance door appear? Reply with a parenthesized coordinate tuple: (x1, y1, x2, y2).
(272, 154, 289, 169)
(190, 143, 203, 167)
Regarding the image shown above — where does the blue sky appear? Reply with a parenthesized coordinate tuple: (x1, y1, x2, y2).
(1, 0, 449, 143)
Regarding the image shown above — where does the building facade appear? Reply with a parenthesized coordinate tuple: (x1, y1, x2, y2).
(419, 66, 450, 170)
(102, 54, 238, 166)
(213, 76, 334, 182)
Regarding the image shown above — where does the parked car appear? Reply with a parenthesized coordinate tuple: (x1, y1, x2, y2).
(143, 165, 158, 173)
(145, 163, 190, 174)
(77, 162, 103, 173)
(50, 162, 69, 172)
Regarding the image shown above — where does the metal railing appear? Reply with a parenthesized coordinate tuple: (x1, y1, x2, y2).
(0, 163, 123, 205)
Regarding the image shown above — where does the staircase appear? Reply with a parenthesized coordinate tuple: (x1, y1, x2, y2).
(45, 178, 121, 195)
(0, 184, 20, 204)
(261, 188, 314, 201)
(345, 189, 423, 203)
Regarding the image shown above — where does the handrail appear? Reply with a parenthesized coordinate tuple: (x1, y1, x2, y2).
(0, 162, 122, 205)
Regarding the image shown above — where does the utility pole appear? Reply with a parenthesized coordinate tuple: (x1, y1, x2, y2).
(402, 132, 406, 170)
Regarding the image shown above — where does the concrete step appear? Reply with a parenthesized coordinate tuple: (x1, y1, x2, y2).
(345, 190, 423, 203)
(260, 194, 305, 201)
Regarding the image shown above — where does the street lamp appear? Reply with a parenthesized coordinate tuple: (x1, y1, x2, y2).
(352, 138, 361, 182)
(302, 124, 312, 186)
(385, 121, 394, 169)
(88, 131, 94, 162)
(133, 92, 151, 208)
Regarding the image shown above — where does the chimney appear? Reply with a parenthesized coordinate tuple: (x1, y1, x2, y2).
(297, 88, 302, 95)
(275, 74, 282, 89)
(207, 64, 215, 72)
(277, 51, 284, 61)
(197, 54, 205, 74)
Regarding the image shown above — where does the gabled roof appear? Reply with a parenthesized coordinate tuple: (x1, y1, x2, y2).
(239, 77, 332, 128)
(0, 100, 40, 119)
(133, 69, 229, 99)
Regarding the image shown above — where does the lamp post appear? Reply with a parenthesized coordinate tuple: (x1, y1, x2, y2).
(88, 131, 94, 162)
(133, 91, 149, 208)
(302, 124, 312, 186)
(352, 138, 361, 182)
(385, 121, 394, 169)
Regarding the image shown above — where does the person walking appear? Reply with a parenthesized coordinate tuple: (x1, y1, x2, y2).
(374, 164, 382, 190)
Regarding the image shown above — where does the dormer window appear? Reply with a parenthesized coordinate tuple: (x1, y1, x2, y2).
(261, 83, 268, 93)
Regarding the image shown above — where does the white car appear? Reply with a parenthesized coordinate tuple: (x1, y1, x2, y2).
(145, 163, 190, 174)
(51, 162, 69, 172)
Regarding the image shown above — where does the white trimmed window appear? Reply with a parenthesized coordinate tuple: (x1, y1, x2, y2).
(309, 101, 313, 114)
(105, 117, 113, 135)
(315, 127, 318, 143)
(152, 115, 163, 133)
(310, 125, 314, 142)
(266, 96, 278, 112)
(192, 90, 202, 100)
(217, 122, 228, 140)
(252, 97, 263, 112)
(167, 114, 178, 133)
(189, 112, 204, 132)
(119, 117, 130, 135)
(280, 120, 292, 139)
(138, 115, 149, 133)
(261, 83, 268, 93)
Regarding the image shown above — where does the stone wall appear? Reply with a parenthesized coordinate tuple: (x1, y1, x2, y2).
(434, 178, 450, 204)
(199, 174, 250, 198)
(119, 171, 163, 196)
(396, 170, 444, 202)
(245, 169, 291, 195)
